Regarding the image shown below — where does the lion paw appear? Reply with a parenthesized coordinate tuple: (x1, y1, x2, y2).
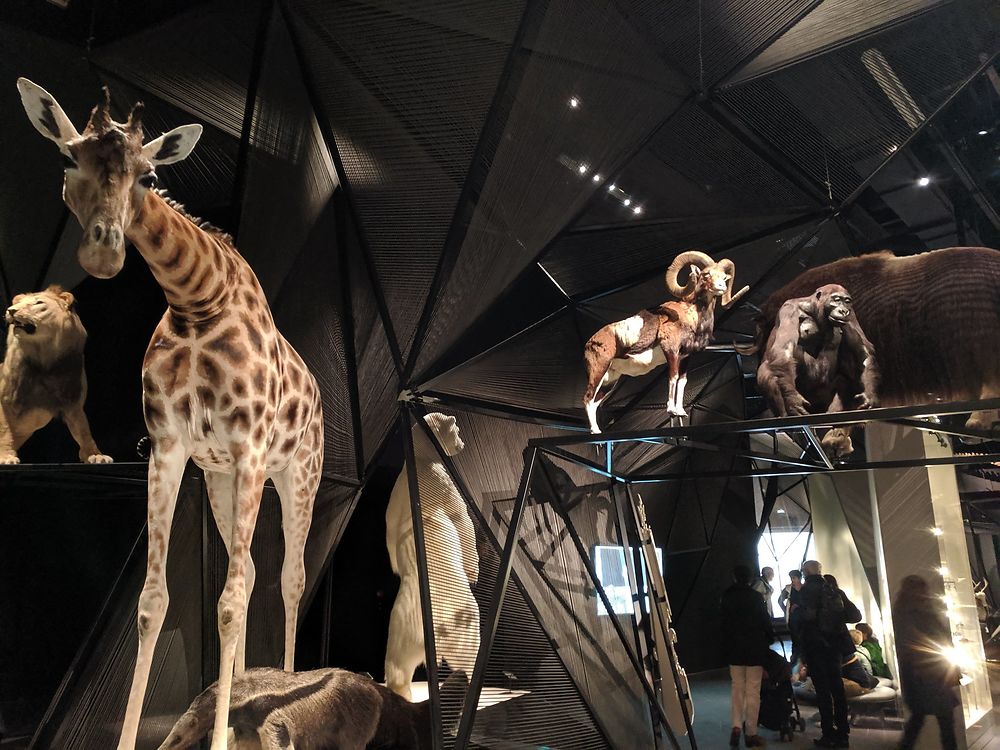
(86, 453, 114, 464)
(821, 428, 854, 459)
(0, 454, 20, 465)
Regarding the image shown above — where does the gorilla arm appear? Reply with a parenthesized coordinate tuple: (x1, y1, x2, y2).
(838, 319, 879, 410)
(757, 299, 812, 416)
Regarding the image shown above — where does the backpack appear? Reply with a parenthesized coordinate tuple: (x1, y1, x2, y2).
(817, 581, 846, 634)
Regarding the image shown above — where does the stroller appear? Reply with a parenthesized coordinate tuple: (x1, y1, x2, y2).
(758, 650, 804, 742)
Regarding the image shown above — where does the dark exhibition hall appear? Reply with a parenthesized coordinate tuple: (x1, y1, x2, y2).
(1, 1, 999, 748)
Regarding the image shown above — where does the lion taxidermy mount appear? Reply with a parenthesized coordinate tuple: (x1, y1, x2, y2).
(1, 286, 111, 464)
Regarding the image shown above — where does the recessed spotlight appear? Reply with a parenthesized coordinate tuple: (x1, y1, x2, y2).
(578, 163, 589, 174)
(888, 145, 898, 152)
(938, 566, 949, 576)
(569, 97, 579, 108)
(931, 526, 943, 536)
(608, 183, 616, 192)
(978, 129, 988, 136)
(632, 205, 642, 214)
(917, 176, 931, 187)
(592, 173, 602, 183)
(623, 198, 631, 206)
(776, 508, 786, 514)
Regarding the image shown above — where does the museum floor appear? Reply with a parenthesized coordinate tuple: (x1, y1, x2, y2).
(689, 662, 1000, 750)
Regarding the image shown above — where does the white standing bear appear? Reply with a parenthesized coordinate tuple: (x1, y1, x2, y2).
(385, 412, 480, 701)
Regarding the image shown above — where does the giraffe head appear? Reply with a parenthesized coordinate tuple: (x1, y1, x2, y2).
(16, 78, 203, 279)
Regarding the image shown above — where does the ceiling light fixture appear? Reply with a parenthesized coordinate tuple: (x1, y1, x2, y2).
(592, 173, 602, 183)
(623, 198, 631, 206)
(931, 526, 944, 536)
(569, 97, 580, 108)
(917, 176, 931, 187)
(633, 206, 642, 214)
(978, 129, 989, 136)
(608, 183, 616, 192)
(578, 163, 589, 174)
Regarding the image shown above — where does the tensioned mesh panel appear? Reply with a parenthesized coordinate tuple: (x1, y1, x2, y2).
(284, 0, 525, 364)
(412, 408, 611, 748)
(100, 74, 239, 217)
(413, 0, 690, 380)
(573, 104, 818, 229)
(540, 213, 801, 299)
(37, 472, 205, 750)
(423, 306, 599, 419)
(618, 0, 817, 87)
(237, 10, 340, 299)
(732, 0, 951, 84)
(346, 207, 400, 468)
(721, 1, 1000, 202)
(91, 1, 257, 138)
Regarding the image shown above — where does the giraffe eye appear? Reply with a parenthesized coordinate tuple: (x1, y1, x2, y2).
(138, 172, 158, 189)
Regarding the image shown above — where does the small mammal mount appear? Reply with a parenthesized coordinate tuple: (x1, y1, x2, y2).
(0, 286, 111, 465)
(582, 250, 748, 433)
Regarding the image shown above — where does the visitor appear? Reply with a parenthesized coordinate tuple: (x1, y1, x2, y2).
(721, 564, 774, 748)
(855, 622, 890, 678)
(799, 561, 859, 748)
(780, 569, 804, 665)
(752, 566, 776, 617)
(894, 575, 960, 750)
(843, 630, 879, 689)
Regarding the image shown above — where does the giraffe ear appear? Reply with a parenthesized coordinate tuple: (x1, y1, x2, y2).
(142, 124, 203, 166)
(16, 78, 80, 155)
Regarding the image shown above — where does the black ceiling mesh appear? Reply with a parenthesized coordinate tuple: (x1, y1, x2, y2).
(720, 1, 1000, 202)
(572, 104, 819, 229)
(617, 0, 817, 87)
(0, 23, 96, 301)
(283, 0, 525, 365)
(236, 9, 340, 299)
(412, 0, 690, 380)
(90, 1, 256, 138)
(731, 0, 951, 84)
(540, 214, 802, 299)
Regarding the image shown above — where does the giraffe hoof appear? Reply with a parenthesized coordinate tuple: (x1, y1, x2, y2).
(86, 453, 114, 464)
(0, 454, 20, 465)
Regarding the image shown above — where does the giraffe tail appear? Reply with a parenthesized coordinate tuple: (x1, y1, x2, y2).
(156, 682, 218, 750)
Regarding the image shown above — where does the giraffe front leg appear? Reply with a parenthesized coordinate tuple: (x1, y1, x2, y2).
(210, 456, 266, 750)
(271, 415, 322, 671)
(204, 470, 256, 674)
(118, 438, 188, 750)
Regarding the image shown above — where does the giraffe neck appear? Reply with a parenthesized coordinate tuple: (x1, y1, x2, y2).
(128, 190, 239, 321)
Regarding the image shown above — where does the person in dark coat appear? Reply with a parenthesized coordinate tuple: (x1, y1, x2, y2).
(893, 575, 960, 750)
(721, 564, 775, 747)
(798, 563, 861, 748)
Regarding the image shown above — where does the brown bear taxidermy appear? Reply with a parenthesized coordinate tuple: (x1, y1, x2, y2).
(0, 286, 111, 464)
(749, 247, 1000, 431)
(582, 250, 748, 433)
(757, 284, 879, 457)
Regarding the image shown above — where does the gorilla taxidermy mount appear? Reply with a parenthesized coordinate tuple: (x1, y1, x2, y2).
(756, 284, 879, 457)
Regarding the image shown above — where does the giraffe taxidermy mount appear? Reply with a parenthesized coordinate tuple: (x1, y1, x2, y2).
(17, 78, 325, 750)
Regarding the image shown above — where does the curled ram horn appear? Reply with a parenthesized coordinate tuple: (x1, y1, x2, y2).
(665, 250, 714, 299)
(717, 258, 749, 308)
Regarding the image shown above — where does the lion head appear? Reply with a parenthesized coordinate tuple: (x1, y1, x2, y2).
(4, 286, 86, 359)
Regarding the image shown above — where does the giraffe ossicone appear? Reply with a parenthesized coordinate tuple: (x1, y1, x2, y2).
(17, 77, 325, 750)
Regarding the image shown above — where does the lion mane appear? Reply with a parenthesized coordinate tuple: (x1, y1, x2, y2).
(0, 286, 111, 464)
